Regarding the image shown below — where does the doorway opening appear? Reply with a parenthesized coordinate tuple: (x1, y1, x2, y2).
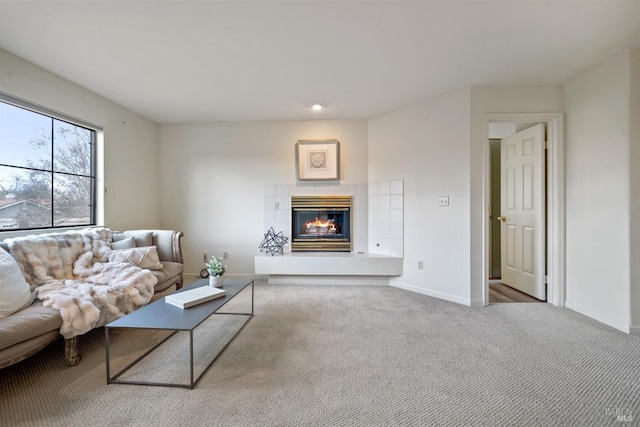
(482, 113, 565, 307)
(489, 122, 546, 303)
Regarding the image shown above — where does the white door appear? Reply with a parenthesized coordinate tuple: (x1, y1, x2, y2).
(499, 123, 546, 300)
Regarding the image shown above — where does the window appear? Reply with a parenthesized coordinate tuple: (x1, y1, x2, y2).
(0, 96, 98, 231)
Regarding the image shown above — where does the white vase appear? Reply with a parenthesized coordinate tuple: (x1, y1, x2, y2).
(209, 275, 223, 288)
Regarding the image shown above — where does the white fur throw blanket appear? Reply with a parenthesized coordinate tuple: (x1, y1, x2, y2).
(6, 228, 156, 339)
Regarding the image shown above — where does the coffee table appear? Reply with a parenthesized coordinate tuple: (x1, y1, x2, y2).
(105, 278, 254, 389)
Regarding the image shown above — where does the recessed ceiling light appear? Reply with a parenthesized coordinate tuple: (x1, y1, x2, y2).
(310, 102, 325, 111)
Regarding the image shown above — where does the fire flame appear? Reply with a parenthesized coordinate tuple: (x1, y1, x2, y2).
(305, 218, 336, 232)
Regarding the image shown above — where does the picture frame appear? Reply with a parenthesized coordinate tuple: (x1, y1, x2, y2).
(295, 139, 340, 181)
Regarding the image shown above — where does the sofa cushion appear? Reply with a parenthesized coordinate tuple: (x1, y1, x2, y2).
(111, 236, 136, 250)
(0, 246, 34, 318)
(150, 261, 183, 283)
(0, 301, 62, 349)
(107, 246, 163, 270)
(0, 330, 59, 369)
(150, 261, 184, 292)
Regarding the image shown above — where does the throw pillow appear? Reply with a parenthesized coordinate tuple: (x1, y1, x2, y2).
(111, 236, 136, 250)
(113, 231, 153, 248)
(0, 246, 34, 318)
(107, 246, 163, 270)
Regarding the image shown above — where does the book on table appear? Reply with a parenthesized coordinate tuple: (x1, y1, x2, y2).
(165, 286, 226, 309)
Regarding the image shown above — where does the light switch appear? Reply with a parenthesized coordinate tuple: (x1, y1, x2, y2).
(439, 196, 450, 207)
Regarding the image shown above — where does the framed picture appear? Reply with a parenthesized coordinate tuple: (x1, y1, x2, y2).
(295, 139, 340, 181)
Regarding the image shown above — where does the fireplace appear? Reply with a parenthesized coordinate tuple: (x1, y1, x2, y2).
(291, 196, 351, 252)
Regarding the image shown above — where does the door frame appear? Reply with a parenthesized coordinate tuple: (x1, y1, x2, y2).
(482, 113, 565, 307)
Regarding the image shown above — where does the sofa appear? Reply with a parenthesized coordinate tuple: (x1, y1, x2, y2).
(0, 228, 184, 368)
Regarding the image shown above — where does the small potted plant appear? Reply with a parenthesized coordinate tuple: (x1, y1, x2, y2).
(205, 256, 226, 288)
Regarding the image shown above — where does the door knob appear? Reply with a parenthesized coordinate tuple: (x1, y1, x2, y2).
(497, 215, 506, 222)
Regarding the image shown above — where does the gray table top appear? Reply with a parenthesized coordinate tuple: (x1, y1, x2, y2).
(106, 278, 253, 331)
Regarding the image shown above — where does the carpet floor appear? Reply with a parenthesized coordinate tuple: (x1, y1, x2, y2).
(1, 283, 639, 426)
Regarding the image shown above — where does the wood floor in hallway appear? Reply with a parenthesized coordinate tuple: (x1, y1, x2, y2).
(489, 280, 544, 303)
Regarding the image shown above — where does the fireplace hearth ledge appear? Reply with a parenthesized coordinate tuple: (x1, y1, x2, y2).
(254, 252, 403, 285)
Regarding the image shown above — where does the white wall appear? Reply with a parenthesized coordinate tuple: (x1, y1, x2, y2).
(564, 52, 632, 331)
(368, 88, 472, 304)
(159, 120, 368, 277)
(631, 49, 640, 333)
(369, 86, 564, 306)
(0, 48, 160, 232)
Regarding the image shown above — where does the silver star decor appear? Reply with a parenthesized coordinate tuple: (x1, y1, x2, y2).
(259, 227, 289, 256)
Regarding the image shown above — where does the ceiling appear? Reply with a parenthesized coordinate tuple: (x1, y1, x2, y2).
(0, 0, 638, 124)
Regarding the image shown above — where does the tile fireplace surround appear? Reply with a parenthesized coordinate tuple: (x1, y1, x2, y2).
(257, 181, 404, 285)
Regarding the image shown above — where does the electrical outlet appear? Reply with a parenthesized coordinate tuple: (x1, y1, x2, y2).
(223, 252, 228, 260)
(418, 261, 424, 270)
(275, 201, 280, 210)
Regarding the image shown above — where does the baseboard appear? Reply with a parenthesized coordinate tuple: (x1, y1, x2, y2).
(565, 300, 632, 334)
(468, 298, 485, 307)
(390, 281, 471, 306)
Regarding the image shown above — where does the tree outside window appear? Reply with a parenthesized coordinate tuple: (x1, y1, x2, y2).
(0, 101, 96, 230)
